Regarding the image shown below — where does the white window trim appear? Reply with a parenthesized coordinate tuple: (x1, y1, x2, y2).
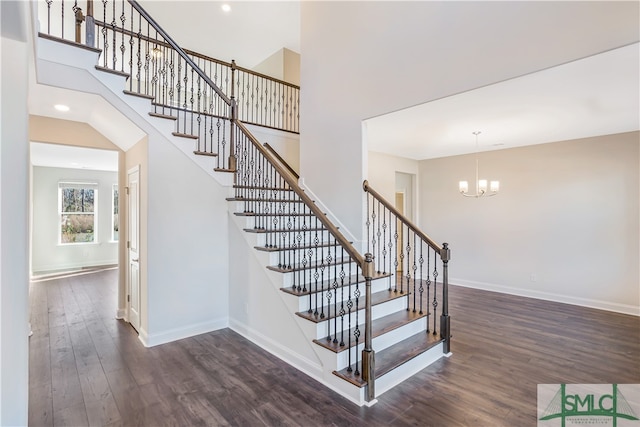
(111, 183, 119, 242)
(58, 182, 99, 245)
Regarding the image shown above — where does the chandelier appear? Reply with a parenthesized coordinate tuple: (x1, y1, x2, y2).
(459, 131, 499, 198)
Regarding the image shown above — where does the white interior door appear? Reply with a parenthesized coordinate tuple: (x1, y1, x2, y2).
(127, 166, 140, 332)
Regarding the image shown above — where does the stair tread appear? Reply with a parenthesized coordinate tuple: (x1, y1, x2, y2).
(95, 65, 130, 78)
(234, 185, 295, 192)
(172, 132, 199, 140)
(123, 90, 155, 100)
(214, 167, 236, 173)
(38, 32, 102, 54)
(243, 227, 328, 234)
(227, 197, 306, 203)
(149, 112, 177, 121)
(234, 212, 320, 217)
(297, 289, 407, 324)
(255, 240, 353, 252)
(313, 306, 429, 353)
(267, 257, 354, 273)
(332, 331, 443, 387)
(194, 151, 218, 157)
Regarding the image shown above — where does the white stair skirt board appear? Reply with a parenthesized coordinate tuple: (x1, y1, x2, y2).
(138, 317, 229, 348)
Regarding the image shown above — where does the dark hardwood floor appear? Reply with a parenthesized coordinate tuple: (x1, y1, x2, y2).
(29, 268, 639, 426)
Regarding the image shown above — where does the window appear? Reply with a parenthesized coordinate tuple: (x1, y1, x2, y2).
(112, 184, 119, 241)
(59, 182, 97, 244)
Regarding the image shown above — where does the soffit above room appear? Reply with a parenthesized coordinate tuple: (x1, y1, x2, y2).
(28, 83, 146, 152)
(366, 43, 640, 161)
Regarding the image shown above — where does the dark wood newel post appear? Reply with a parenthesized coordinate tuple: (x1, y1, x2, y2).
(440, 243, 451, 354)
(85, 0, 95, 47)
(362, 253, 376, 402)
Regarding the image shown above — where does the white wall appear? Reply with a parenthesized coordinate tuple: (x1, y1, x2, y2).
(144, 134, 230, 346)
(300, 1, 639, 243)
(31, 166, 118, 274)
(253, 48, 301, 86)
(367, 150, 419, 218)
(246, 123, 300, 174)
(419, 132, 640, 315)
(0, 1, 30, 424)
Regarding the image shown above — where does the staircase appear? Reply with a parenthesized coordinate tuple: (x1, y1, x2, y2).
(34, 0, 451, 406)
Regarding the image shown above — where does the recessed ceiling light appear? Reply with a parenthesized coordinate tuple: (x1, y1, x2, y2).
(221, 4, 231, 13)
(54, 104, 70, 112)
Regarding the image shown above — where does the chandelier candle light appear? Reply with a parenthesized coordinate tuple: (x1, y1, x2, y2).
(459, 131, 499, 198)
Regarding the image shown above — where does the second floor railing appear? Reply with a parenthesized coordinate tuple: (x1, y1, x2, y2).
(39, 0, 300, 135)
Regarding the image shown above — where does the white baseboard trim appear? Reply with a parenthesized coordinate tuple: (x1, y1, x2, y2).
(138, 328, 150, 347)
(229, 318, 323, 378)
(451, 278, 640, 316)
(115, 308, 126, 320)
(141, 317, 229, 347)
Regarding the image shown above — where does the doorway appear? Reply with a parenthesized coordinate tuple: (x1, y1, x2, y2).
(127, 166, 141, 332)
(395, 172, 415, 274)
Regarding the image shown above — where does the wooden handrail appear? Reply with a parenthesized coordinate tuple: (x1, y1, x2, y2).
(235, 121, 365, 269)
(127, 0, 232, 106)
(362, 180, 442, 254)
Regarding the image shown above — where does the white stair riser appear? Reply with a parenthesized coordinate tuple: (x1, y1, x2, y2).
(309, 297, 408, 340)
(251, 231, 338, 248)
(375, 343, 445, 398)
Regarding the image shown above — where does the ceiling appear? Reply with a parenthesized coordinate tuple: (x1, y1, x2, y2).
(30, 142, 119, 172)
(366, 43, 640, 160)
(137, 0, 301, 68)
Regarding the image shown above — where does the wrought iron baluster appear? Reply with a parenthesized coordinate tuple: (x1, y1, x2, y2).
(432, 257, 439, 335)
(46, 0, 52, 35)
(419, 243, 424, 315)
(393, 212, 399, 292)
(346, 259, 353, 370)
(412, 232, 417, 312)
(381, 205, 387, 274)
(376, 200, 381, 273)
(119, 0, 125, 72)
(332, 241, 339, 344)
(388, 207, 393, 288)
(426, 248, 431, 332)
(354, 270, 361, 376)
(110, 0, 116, 69)
(301, 206, 308, 293)
(127, 3, 134, 91)
(102, 0, 108, 67)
